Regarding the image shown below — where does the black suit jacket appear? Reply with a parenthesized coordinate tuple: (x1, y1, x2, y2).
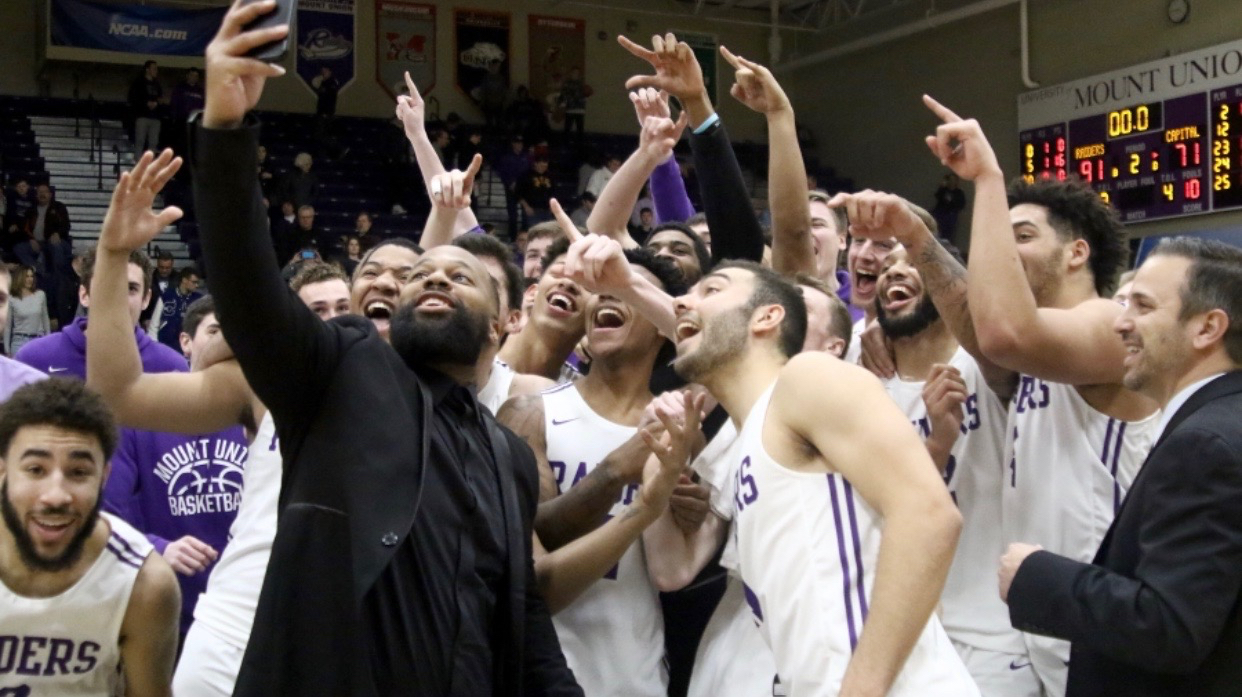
(1009, 370, 1242, 696)
(189, 116, 580, 697)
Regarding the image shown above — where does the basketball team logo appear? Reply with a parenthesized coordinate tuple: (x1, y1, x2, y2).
(152, 438, 247, 517)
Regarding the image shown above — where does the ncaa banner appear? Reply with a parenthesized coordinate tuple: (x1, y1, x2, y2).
(296, 0, 356, 94)
(376, 1, 436, 100)
(455, 10, 510, 100)
(49, 0, 225, 57)
(528, 15, 585, 109)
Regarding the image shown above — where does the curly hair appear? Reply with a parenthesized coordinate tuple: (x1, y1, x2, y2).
(624, 247, 687, 297)
(0, 379, 117, 461)
(1007, 177, 1128, 297)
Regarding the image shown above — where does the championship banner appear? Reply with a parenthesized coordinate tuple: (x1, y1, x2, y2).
(678, 31, 719, 106)
(376, 1, 436, 99)
(528, 15, 586, 108)
(296, 0, 356, 94)
(49, 0, 225, 57)
(455, 10, 511, 100)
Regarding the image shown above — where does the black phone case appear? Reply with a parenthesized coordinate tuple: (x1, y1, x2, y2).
(242, 0, 297, 63)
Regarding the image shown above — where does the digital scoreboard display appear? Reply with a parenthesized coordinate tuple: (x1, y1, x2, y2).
(1018, 39, 1242, 224)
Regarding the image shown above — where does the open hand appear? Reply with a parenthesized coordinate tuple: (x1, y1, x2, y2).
(639, 390, 707, 509)
(98, 149, 184, 254)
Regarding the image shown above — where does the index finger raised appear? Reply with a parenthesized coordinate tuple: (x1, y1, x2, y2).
(549, 199, 584, 242)
(403, 71, 421, 100)
(922, 94, 963, 124)
(719, 45, 744, 70)
(617, 35, 657, 63)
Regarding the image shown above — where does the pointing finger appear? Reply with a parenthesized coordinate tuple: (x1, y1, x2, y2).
(549, 199, 583, 243)
(617, 35, 657, 64)
(923, 94, 962, 124)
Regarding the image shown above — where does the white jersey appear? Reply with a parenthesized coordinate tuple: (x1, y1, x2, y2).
(478, 357, 516, 415)
(190, 411, 281, 649)
(882, 348, 1022, 655)
(0, 512, 153, 696)
(1002, 376, 1158, 694)
(543, 383, 666, 697)
(729, 382, 978, 697)
(843, 318, 866, 365)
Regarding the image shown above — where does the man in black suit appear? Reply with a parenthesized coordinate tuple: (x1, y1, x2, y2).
(1001, 236, 1242, 696)
(189, 3, 582, 695)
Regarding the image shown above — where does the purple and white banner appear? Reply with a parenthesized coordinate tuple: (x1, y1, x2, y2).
(296, 0, 356, 94)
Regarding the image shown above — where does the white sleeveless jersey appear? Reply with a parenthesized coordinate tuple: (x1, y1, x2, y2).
(881, 348, 1022, 654)
(0, 512, 152, 696)
(843, 318, 866, 365)
(542, 383, 667, 697)
(191, 411, 281, 649)
(1002, 376, 1158, 693)
(478, 357, 516, 415)
(730, 382, 978, 697)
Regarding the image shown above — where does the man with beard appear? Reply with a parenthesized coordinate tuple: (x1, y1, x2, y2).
(1001, 238, 1242, 696)
(871, 241, 1037, 696)
(668, 260, 976, 696)
(0, 379, 180, 696)
(499, 233, 686, 697)
(188, 4, 580, 695)
(917, 96, 1160, 696)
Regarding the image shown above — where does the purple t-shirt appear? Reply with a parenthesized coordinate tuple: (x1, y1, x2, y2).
(836, 269, 864, 322)
(15, 316, 188, 378)
(104, 425, 250, 635)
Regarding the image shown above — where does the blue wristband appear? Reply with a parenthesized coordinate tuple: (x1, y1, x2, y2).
(692, 112, 720, 135)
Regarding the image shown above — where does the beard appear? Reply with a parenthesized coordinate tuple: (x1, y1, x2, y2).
(673, 305, 752, 384)
(390, 300, 492, 369)
(876, 292, 942, 340)
(1, 478, 100, 573)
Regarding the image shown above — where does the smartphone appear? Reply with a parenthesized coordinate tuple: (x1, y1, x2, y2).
(300, 249, 317, 260)
(242, 0, 296, 63)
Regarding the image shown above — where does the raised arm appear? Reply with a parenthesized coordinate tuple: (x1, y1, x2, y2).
(587, 88, 687, 241)
(649, 156, 695, 224)
(924, 96, 1130, 386)
(395, 71, 479, 235)
(87, 150, 253, 433)
(194, 1, 343, 433)
(419, 154, 483, 249)
(720, 47, 811, 276)
(778, 352, 961, 696)
(830, 189, 1016, 399)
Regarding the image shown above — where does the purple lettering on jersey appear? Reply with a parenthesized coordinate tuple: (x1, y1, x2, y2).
(619, 483, 638, 506)
(742, 581, 764, 622)
(549, 460, 567, 492)
(0, 636, 16, 672)
(74, 642, 99, 674)
(14, 638, 45, 676)
(962, 393, 981, 433)
(570, 461, 589, 487)
(1009, 426, 1019, 487)
(0, 685, 31, 696)
(1015, 376, 1051, 413)
(842, 481, 869, 622)
(734, 456, 758, 513)
(943, 454, 957, 488)
(41, 639, 73, 676)
(913, 416, 931, 439)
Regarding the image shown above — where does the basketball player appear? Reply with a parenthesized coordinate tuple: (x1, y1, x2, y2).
(497, 237, 590, 383)
(668, 260, 976, 695)
(0, 378, 180, 696)
(918, 96, 1160, 695)
(348, 238, 423, 343)
(500, 235, 685, 696)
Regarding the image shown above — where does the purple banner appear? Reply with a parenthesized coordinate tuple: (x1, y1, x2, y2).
(296, 0, 356, 95)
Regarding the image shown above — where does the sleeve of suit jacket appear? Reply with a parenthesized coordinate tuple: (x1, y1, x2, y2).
(689, 121, 764, 265)
(191, 117, 345, 451)
(1008, 428, 1242, 673)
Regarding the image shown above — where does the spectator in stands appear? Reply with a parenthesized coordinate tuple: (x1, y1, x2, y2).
(140, 251, 175, 333)
(586, 154, 621, 198)
(516, 156, 555, 228)
(293, 205, 324, 257)
(312, 66, 340, 118)
(257, 145, 276, 199)
(169, 68, 204, 156)
(559, 66, 592, 143)
(512, 229, 529, 266)
(577, 149, 602, 195)
(25, 183, 70, 242)
(476, 58, 509, 132)
(629, 207, 655, 241)
(157, 266, 202, 352)
(275, 152, 318, 209)
(506, 85, 549, 143)
(128, 60, 164, 160)
(4, 177, 34, 240)
(932, 173, 967, 239)
(269, 200, 298, 261)
(354, 211, 382, 252)
(341, 235, 362, 277)
(521, 221, 563, 281)
(631, 183, 654, 228)
(570, 191, 596, 228)
(50, 251, 83, 329)
(496, 136, 530, 236)
(0, 265, 46, 399)
(456, 128, 484, 171)
(6, 265, 48, 357)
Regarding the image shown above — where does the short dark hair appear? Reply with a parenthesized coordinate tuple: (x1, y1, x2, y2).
(453, 234, 524, 313)
(580, 191, 597, 204)
(1149, 236, 1242, 364)
(356, 238, 424, 281)
(178, 265, 200, 283)
(80, 247, 152, 296)
(289, 260, 348, 293)
(625, 247, 686, 297)
(0, 379, 117, 462)
(794, 273, 852, 353)
(527, 221, 565, 246)
(541, 236, 572, 277)
(157, 251, 174, 262)
(143, 60, 157, 70)
(1008, 177, 1129, 297)
(647, 222, 712, 276)
(715, 260, 807, 359)
(182, 295, 216, 340)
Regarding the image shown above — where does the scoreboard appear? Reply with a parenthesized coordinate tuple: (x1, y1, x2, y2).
(1018, 39, 1242, 224)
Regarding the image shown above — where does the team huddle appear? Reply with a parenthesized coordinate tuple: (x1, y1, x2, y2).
(4, 2, 1242, 697)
